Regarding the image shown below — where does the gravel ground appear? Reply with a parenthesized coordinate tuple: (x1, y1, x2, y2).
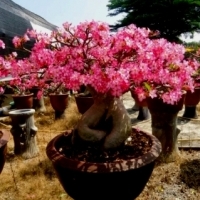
(136, 150, 200, 200)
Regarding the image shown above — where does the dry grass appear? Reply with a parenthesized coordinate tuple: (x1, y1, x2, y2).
(0, 96, 200, 200)
(137, 150, 200, 200)
(0, 96, 80, 200)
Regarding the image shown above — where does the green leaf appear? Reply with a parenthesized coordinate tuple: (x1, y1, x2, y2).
(143, 82, 151, 91)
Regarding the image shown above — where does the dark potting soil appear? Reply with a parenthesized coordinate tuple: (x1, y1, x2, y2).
(59, 129, 152, 163)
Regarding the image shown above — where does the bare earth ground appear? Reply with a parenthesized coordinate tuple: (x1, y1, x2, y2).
(0, 93, 200, 200)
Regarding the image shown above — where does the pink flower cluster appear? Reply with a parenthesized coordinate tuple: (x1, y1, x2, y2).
(131, 39, 196, 104)
(0, 21, 198, 104)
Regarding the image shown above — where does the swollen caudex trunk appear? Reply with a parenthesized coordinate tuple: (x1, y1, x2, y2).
(76, 94, 132, 149)
(151, 112, 180, 163)
(147, 96, 185, 163)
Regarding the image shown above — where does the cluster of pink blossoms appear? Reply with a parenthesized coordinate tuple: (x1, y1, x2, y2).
(1, 21, 199, 104)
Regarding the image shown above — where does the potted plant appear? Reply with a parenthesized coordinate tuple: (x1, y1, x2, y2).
(24, 21, 164, 200)
(0, 42, 34, 109)
(1, 21, 196, 198)
(12, 34, 73, 117)
(182, 47, 200, 118)
(3, 56, 38, 109)
(46, 82, 70, 119)
(129, 38, 196, 162)
(8, 82, 34, 109)
(10, 91, 34, 110)
(16, 19, 197, 199)
(74, 85, 94, 114)
(11, 33, 55, 112)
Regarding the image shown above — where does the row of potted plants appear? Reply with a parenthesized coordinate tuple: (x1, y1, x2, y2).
(1, 20, 200, 199)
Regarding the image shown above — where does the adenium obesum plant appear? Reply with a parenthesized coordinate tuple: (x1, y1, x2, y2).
(1, 21, 197, 150)
(12, 22, 196, 103)
(8, 58, 38, 95)
(184, 47, 200, 86)
(0, 40, 15, 94)
(10, 21, 150, 148)
(12, 31, 69, 96)
(130, 39, 196, 104)
(0, 38, 46, 96)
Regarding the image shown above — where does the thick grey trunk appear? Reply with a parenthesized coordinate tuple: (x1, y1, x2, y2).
(151, 112, 180, 162)
(76, 94, 132, 149)
(147, 97, 185, 162)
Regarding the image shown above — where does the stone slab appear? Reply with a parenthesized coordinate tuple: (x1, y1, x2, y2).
(122, 92, 200, 148)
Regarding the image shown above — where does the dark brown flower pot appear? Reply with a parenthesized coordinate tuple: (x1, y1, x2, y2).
(12, 93, 33, 109)
(49, 94, 69, 119)
(0, 130, 10, 174)
(46, 129, 161, 200)
(182, 88, 200, 119)
(75, 95, 94, 114)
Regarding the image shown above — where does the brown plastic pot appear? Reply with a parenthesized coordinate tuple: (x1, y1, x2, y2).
(46, 129, 161, 200)
(12, 93, 33, 109)
(183, 88, 200, 119)
(49, 94, 69, 119)
(74, 95, 94, 114)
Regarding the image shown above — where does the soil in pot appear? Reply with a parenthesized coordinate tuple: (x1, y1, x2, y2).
(46, 128, 161, 200)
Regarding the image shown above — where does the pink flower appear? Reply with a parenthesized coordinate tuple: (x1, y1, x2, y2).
(0, 87, 4, 94)
(0, 40, 5, 49)
(0, 21, 195, 104)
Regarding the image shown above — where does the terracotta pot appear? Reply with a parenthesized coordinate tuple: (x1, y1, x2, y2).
(49, 94, 69, 119)
(46, 129, 161, 200)
(12, 93, 33, 109)
(75, 95, 94, 114)
(182, 88, 200, 119)
(0, 130, 10, 174)
(184, 88, 200, 106)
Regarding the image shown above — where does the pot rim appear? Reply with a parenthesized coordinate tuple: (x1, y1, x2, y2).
(8, 108, 35, 116)
(12, 93, 34, 97)
(46, 128, 162, 173)
(74, 94, 93, 98)
(49, 93, 69, 96)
